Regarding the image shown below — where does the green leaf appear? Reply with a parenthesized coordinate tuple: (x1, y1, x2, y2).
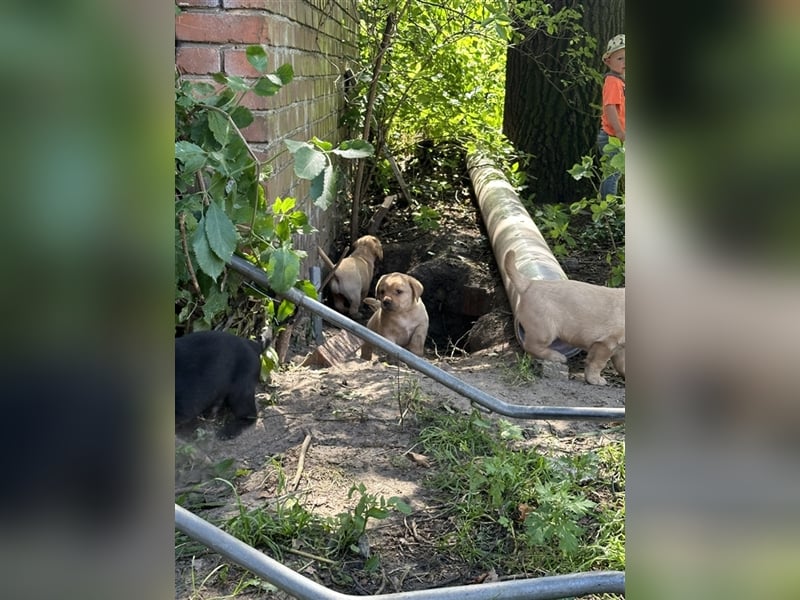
(230, 105, 254, 129)
(272, 196, 297, 215)
(246, 46, 268, 73)
(192, 219, 226, 281)
(207, 110, 232, 147)
(276, 298, 296, 322)
(389, 497, 413, 515)
(310, 165, 337, 210)
(275, 63, 294, 84)
(201, 286, 229, 325)
(332, 139, 375, 159)
(253, 76, 283, 96)
(267, 247, 300, 293)
(204, 201, 238, 261)
(225, 75, 251, 93)
(309, 137, 333, 151)
(175, 141, 207, 173)
(295, 279, 318, 300)
(291, 145, 326, 180)
(283, 139, 309, 153)
(610, 149, 625, 173)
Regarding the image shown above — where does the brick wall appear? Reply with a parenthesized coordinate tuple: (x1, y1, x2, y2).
(175, 0, 359, 275)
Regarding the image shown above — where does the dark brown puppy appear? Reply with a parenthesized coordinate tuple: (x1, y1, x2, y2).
(175, 330, 263, 438)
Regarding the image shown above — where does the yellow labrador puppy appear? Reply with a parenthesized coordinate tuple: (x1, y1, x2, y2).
(504, 250, 625, 385)
(327, 235, 383, 317)
(360, 272, 429, 360)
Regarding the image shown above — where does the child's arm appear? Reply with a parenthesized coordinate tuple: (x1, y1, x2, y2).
(604, 105, 625, 142)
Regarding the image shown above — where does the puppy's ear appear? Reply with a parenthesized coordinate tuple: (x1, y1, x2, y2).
(408, 276, 424, 301)
(374, 274, 388, 295)
(375, 241, 384, 261)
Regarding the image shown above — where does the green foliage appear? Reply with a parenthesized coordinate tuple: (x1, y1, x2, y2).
(175, 46, 308, 334)
(503, 351, 541, 385)
(532, 147, 625, 286)
(175, 45, 374, 338)
(219, 466, 410, 567)
(349, 0, 603, 191)
(350, 0, 522, 201)
(284, 138, 374, 211)
(327, 483, 412, 557)
(417, 409, 625, 573)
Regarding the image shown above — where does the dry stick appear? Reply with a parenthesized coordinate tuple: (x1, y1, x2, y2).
(289, 431, 313, 491)
(179, 212, 204, 301)
(367, 194, 398, 235)
(282, 545, 336, 565)
(317, 244, 349, 290)
(351, 11, 398, 241)
(383, 148, 413, 205)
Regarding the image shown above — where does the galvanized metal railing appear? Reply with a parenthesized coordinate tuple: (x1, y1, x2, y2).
(229, 255, 625, 422)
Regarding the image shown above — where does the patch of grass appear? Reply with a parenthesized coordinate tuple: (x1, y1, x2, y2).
(417, 408, 625, 575)
(502, 351, 541, 385)
(394, 377, 425, 426)
(219, 471, 410, 565)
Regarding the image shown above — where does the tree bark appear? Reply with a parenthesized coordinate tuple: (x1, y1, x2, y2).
(504, 0, 624, 204)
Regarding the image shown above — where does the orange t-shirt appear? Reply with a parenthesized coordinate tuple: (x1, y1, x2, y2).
(600, 74, 625, 137)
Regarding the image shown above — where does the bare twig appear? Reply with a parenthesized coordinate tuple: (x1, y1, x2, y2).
(352, 11, 398, 241)
(179, 211, 204, 301)
(317, 245, 349, 290)
(289, 431, 313, 491)
(282, 545, 336, 565)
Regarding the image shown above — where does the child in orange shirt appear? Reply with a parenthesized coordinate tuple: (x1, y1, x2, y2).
(597, 34, 625, 199)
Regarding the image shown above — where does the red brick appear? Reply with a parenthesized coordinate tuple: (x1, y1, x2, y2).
(241, 112, 271, 143)
(175, 13, 271, 44)
(224, 48, 268, 77)
(222, 0, 272, 8)
(176, 0, 220, 7)
(176, 46, 221, 75)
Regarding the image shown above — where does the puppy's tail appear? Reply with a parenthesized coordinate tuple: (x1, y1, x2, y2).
(503, 249, 527, 293)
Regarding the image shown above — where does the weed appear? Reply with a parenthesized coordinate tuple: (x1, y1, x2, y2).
(219, 476, 410, 569)
(417, 409, 625, 574)
(395, 377, 425, 425)
(531, 151, 625, 287)
(327, 483, 412, 558)
(503, 352, 540, 385)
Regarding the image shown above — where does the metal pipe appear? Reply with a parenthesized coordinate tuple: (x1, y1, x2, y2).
(229, 256, 624, 421)
(467, 153, 579, 357)
(176, 504, 625, 599)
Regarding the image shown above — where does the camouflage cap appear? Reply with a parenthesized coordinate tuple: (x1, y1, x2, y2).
(603, 34, 625, 60)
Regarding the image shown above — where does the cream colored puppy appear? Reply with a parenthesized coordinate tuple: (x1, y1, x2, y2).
(327, 235, 383, 317)
(360, 272, 429, 360)
(504, 250, 625, 385)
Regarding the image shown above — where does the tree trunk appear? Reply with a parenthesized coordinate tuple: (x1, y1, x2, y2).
(504, 0, 624, 204)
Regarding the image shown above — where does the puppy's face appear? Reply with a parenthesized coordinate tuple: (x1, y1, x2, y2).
(375, 273, 423, 313)
(362, 272, 429, 359)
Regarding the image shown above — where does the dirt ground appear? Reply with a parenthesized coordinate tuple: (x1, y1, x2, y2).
(175, 170, 625, 598)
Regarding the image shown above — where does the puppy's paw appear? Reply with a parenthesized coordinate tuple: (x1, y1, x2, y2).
(585, 373, 608, 386)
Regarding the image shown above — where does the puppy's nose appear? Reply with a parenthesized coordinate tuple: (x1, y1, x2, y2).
(381, 298, 392, 308)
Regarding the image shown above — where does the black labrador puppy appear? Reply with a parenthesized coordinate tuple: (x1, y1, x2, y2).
(175, 330, 264, 438)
